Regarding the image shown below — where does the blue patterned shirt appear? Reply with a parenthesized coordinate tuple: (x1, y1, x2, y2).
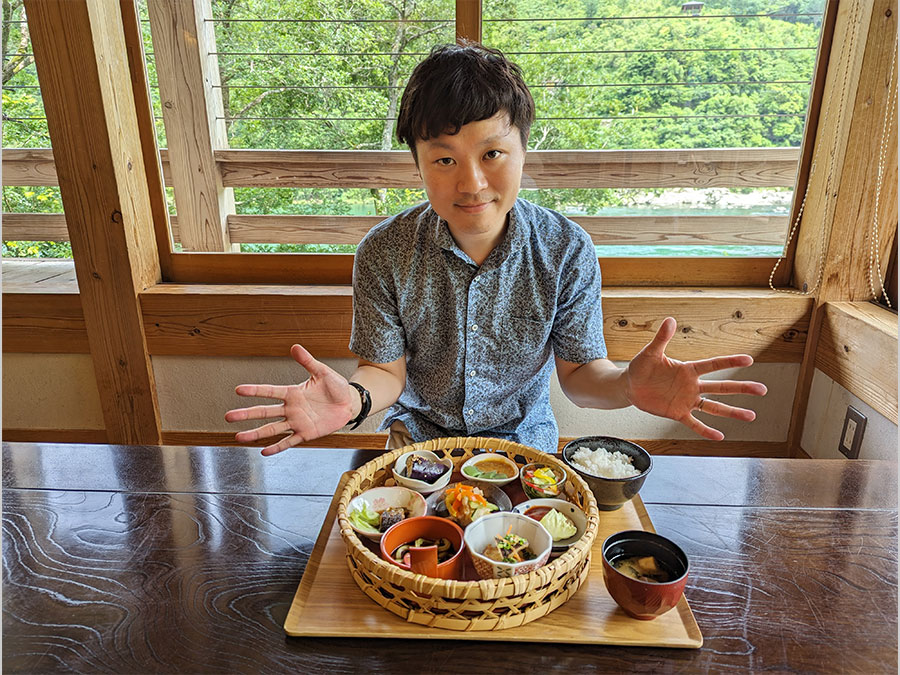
(349, 198, 607, 453)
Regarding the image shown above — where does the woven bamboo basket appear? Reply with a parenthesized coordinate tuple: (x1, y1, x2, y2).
(336, 436, 600, 631)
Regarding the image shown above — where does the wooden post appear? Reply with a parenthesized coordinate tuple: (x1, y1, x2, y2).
(147, 0, 235, 252)
(456, 0, 482, 44)
(25, 0, 163, 444)
(786, 0, 897, 455)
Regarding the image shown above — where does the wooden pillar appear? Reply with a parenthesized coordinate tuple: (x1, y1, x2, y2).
(786, 0, 897, 454)
(25, 0, 163, 444)
(147, 0, 235, 252)
(456, 0, 482, 43)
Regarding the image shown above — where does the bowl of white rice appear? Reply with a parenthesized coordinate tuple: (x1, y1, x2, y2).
(561, 436, 652, 511)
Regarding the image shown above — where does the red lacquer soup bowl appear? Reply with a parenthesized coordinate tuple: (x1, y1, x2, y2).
(601, 530, 689, 621)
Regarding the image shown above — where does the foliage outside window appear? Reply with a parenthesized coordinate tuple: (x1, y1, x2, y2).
(2, 0, 825, 259)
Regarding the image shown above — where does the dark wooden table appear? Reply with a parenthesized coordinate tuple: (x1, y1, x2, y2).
(3, 442, 897, 673)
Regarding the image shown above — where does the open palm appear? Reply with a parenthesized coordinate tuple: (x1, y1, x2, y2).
(625, 317, 767, 440)
(225, 344, 354, 455)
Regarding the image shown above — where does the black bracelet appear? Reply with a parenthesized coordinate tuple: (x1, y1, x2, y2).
(347, 382, 371, 430)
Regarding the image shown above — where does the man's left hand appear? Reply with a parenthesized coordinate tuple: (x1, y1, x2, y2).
(624, 317, 768, 440)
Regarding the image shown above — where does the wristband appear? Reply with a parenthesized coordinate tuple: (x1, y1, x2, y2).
(347, 382, 371, 430)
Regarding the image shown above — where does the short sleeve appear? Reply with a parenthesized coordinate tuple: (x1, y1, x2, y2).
(349, 231, 407, 363)
(550, 232, 607, 363)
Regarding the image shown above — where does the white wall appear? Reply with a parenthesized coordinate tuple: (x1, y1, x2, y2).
(152, 356, 794, 439)
(11, 354, 891, 457)
(801, 368, 897, 460)
(0, 352, 796, 441)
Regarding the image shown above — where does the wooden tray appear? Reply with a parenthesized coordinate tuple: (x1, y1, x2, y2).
(285, 473, 703, 647)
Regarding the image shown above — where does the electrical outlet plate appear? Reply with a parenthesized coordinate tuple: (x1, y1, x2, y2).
(838, 405, 867, 459)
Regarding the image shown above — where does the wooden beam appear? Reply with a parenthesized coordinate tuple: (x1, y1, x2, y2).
(774, 0, 839, 287)
(0, 149, 59, 186)
(816, 302, 898, 424)
(456, 0, 481, 43)
(0, 429, 108, 444)
(1, 213, 70, 241)
(2, 148, 172, 186)
(147, 0, 233, 252)
(25, 0, 162, 443)
(141, 284, 354, 357)
(787, 0, 897, 455)
(139, 285, 810, 360)
(600, 288, 811, 362)
(163, 251, 779, 286)
(212, 147, 799, 189)
(2, 278, 810, 358)
(792, 0, 894, 298)
(222, 213, 788, 247)
(2, 293, 89, 353)
(4, 146, 798, 189)
(2, 212, 184, 244)
(1, 211, 789, 248)
(120, 0, 175, 280)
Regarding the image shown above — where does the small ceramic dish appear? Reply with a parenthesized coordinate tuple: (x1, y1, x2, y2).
(519, 462, 567, 499)
(464, 511, 553, 579)
(391, 450, 453, 494)
(379, 516, 466, 580)
(425, 481, 513, 526)
(459, 452, 520, 487)
(561, 436, 652, 511)
(346, 486, 427, 543)
(511, 498, 587, 557)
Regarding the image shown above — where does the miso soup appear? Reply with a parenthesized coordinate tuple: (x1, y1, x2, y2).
(611, 555, 673, 583)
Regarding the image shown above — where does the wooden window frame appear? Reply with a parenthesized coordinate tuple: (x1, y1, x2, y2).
(0, 0, 840, 288)
(142, 0, 836, 288)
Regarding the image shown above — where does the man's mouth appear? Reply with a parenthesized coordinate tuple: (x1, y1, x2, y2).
(456, 201, 492, 212)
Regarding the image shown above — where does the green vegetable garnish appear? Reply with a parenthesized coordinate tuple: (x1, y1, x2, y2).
(540, 508, 578, 541)
(348, 501, 380, 533)
(463, 465, 507, 480)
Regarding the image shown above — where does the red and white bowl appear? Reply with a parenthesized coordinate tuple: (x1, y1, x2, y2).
(463, 511, 552, 579)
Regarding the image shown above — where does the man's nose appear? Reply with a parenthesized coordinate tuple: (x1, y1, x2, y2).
(457, 161, 488, 194)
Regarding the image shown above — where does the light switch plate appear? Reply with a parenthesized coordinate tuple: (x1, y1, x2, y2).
(838, 406, 867, 459)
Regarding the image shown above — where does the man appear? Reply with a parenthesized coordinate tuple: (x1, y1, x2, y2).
(225, 44, 766, 456)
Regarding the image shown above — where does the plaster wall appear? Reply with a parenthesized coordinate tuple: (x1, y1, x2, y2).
(154, 357, 793, 440)
(2, 353, 104, 429)
(801, 368, 898, 460)
(0, 353, 796, 441)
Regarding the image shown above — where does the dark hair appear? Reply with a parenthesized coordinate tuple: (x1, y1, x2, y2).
(396, 43, 535, 160)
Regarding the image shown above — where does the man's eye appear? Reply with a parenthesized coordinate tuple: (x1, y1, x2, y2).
(436, 157, 454, 166)
(485, 150, 502, 159)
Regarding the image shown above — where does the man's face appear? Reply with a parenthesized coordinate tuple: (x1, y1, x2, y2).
(415, 112, 526, 242)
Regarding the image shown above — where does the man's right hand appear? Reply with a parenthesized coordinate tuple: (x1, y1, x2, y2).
(224, 344, 357, 456)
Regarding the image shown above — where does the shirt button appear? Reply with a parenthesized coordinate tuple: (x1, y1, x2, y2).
(471, 324, 478, 332)
(468, 370, 476, 377)
(467, 409, 475, 416)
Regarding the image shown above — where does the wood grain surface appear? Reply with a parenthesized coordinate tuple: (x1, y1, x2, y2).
(26, 0, 163, 444)
(2, 443, 896, 673)
(138, 284, 810, 360)
(1, 148, 173, 186)
(148, 0, 234, 253)
(215, 148, 799, 189)
(2, 147, 798, 190)
(816, 301, 898, 424)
